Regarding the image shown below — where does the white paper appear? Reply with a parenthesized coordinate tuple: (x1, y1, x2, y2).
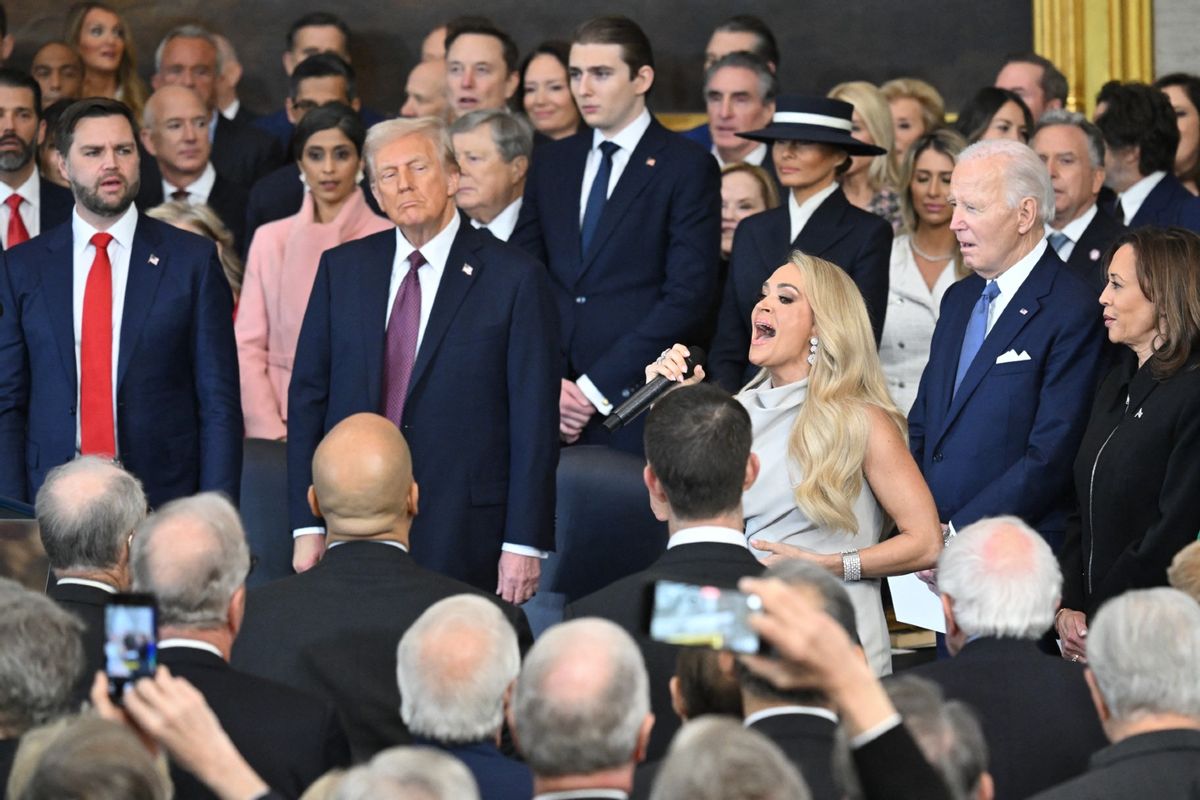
(888, 572, 946, 633)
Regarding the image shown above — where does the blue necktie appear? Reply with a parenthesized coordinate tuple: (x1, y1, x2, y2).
(581, 141, 619, 255)
(954, 280, 1000, 394)
(1047, 231, 1071, 258)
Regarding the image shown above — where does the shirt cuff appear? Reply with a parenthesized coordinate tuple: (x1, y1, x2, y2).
(848, 713, 902, 749)
(292, 527, 326, 539)
(575, 375, 614, 416)
(502, 543, 549, 559)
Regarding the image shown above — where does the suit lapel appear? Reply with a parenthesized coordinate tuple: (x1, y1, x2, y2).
(406, 226, 480, 398)
(360, 232, 396, 406)
(116, 219, 168, 390)
(563, 132, 589, 262)
(581, 121, 668, 272)
(1131, 175, 1173, 227)
(38, 226, 78, 388)
(792, 189, 853, 256)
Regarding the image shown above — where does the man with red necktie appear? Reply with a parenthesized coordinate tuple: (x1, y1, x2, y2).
(0, 68, 72, 248)
(0, 98, 241, 509)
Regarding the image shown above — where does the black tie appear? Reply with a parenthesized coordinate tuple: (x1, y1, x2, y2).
(581, 141, 620, 254)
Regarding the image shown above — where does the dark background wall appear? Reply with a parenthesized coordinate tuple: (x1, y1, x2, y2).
(6, 1, 1032, 115)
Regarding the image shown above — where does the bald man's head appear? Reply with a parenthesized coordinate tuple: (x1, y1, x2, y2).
(310, 413, 418, 540)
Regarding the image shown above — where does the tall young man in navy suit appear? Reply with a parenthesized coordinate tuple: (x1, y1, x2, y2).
(908, 139, 1105, 549)
(513, 16, 721, 453)
(0, 98, 242, 509)
(287, 118, 558, 603)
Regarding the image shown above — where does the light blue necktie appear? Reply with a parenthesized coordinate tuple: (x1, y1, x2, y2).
(954, 280, 1001, 394)
(580, 141, 619, 255)
(1047, 231, 1071, 258)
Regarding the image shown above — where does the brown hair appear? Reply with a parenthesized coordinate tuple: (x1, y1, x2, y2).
(64, 3, 149, 121)
(572, 16, 654, 79)
(1109, 226, 1200, 378)
(720, 162, 781, 210)
(898, 128, 969, 278)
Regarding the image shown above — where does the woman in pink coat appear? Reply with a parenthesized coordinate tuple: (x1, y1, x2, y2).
(236, 103, 391, 439)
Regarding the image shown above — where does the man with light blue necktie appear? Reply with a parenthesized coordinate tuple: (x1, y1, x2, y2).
(908, 139, 1105, 551)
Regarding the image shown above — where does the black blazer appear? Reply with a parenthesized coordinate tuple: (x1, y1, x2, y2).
(135, 170, 249, 255)
(852, 723, 953, 800)
(1060, 355, 1200, 616)
(902, 637, 1107, 799)
(565, 540, 765, 760)
(747, 712, 838, 799)
(157, 646, 350, 800)
(39, 177, 73, 232)
(211, 114, 283, 189)
(708, 191, 893, 391)
(242, 162, 381, 256)
(1126, 172, 1200, 233)
(231, 542, 533, 760)
(1029, 729, 1200, 799)
(1064, 206, 1126, 293)
(46, 580, 110, 705)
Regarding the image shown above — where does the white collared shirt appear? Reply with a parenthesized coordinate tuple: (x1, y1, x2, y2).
(55, 577, 117, 593)
(161, 162, 217, 205)
(1045, 203, 1098, 262)
(788, 182, 839, 243)
(470, 196, 523, 242)
(326, 539, 409, 552)
(157, 638, 224, 659)
(384, 212, 458, 349)
(744, 705, 839, 727)
(220, 99, 241, 122)
(72, 204, 139, 452)
(987, 238, 1047, 336)
(533, 792, 629, 800)
(577, 108, 652, 226)
(667, 525, 749, 550)
(713, 142, 768, 169)
(208, 110, 219, 143)
(0, 170, 41, 246)
(1116, 170, 1167, 225)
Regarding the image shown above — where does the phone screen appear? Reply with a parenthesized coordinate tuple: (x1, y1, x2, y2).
(647, 579, 762, 654)
(104, 595, 158, 698)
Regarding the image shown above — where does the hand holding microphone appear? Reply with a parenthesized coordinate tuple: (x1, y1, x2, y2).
(604, 344, 706, 432)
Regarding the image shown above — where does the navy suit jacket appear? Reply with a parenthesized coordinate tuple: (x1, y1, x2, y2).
(708, 193, 893, 391)
(286, 222, 559, 587)
(907, 246, 1104, 539)
(39, 178, 74, 232)
(0, 216, 242, 509)
(414, 738, 532, 800)
(512, 118, 721, 411)
(1126, 172, 1200, 233)
(1064, 206, 1126, 294)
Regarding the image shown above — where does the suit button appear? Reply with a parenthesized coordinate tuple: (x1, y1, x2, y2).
(898, 341, 905, 349)
(933, 452, 943, 462)
(621, 389, 631, 398)
(898, 381, 906, 389)
(575, 296, 587, 304)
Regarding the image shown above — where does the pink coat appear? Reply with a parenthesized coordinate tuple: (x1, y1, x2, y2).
(235, 191, 392, 439)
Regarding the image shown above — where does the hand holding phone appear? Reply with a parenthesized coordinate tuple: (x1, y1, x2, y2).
(643, 579, 764, 654)
(104, 593, 158, 701)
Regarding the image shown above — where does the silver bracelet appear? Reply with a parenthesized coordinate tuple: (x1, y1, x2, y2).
(841, 549, 862, 582)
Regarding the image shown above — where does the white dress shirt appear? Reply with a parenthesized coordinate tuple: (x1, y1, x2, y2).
(0, 170, 41, 246)
(72, 204, 138, 453)
(744, 705, 839, 727)
(713, 142, 768, 169)
(220, 99, 241, 121)
(788, 182, 839, 243)
(1115, 170, 1166, 225)
(1045, 203, 1097, 262)
(533, 792, 628, 800)
(575, 108, 653, 413)
(55, 577, 117, 593)
(157, 638, 225, 658)
(988, 238, 1047, 335)
(162, 162, 217, 205)
(666, 525, 750, 550)
(470, 196, 523, 242)
(326, 539, 408, 552)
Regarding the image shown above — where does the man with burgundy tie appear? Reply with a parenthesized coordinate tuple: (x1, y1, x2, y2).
(907, 139, 1104, 549)
(0, 68, 72, 248)
(0, 97, 242, 509)
(287, 116, 558, 603)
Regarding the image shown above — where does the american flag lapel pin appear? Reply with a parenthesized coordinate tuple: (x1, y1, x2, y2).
(1019, 308, 1028, 315)
(148, 254, 159, 266)
(462, 263, 474, 276)
(646, 157, 656, 167)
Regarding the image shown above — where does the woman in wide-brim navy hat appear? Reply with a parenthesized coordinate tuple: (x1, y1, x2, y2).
(708, 95, 895, 393)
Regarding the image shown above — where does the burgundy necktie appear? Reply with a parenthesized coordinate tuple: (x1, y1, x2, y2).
(80, 232, 116, 456)
(5, 194, 29, 248)
(382, 251, 425, 427)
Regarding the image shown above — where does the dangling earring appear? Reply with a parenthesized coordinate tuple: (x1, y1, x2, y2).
(807, 336, 819, 365)
(298, 170, 309, 191)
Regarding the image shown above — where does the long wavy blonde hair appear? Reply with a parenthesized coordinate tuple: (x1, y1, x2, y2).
(748, 252, 907, 533)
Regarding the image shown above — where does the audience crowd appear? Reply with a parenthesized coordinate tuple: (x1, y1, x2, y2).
(1, 3, 1200, 799)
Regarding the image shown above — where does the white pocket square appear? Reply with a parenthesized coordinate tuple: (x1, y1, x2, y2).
(995, 350, 1031, 364)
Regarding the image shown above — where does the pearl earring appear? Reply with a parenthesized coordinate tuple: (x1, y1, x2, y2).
(808, 336, 819, 365)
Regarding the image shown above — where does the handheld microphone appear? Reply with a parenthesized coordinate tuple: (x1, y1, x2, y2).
(603, 347, 706, 432)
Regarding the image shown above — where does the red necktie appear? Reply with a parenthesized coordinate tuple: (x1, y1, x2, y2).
(5, 194, 29, 248)
(381, 251, 425, 427)
(80, 232, 116, 456)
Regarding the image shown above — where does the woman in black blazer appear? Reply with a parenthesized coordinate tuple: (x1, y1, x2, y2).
(1056, 227, 1200, 661)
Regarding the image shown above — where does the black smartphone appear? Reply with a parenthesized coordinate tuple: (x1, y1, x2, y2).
(104, 593, 158, 701)
(643, 579, 764, 654)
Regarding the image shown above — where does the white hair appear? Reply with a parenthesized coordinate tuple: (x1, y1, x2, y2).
(513, 618, 649, 777)
(396, 595, 519, 743)
(957, 138, 1055, 224)
(937, 515, 1061, 639)
(363, 117, 457, 181)
(1088, 588, 1200, 721)
(650, 717, 811, 800)
(333, 747, 479, 800)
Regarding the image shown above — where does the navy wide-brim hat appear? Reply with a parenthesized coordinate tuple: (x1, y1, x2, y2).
(738, 95, 887, 156)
